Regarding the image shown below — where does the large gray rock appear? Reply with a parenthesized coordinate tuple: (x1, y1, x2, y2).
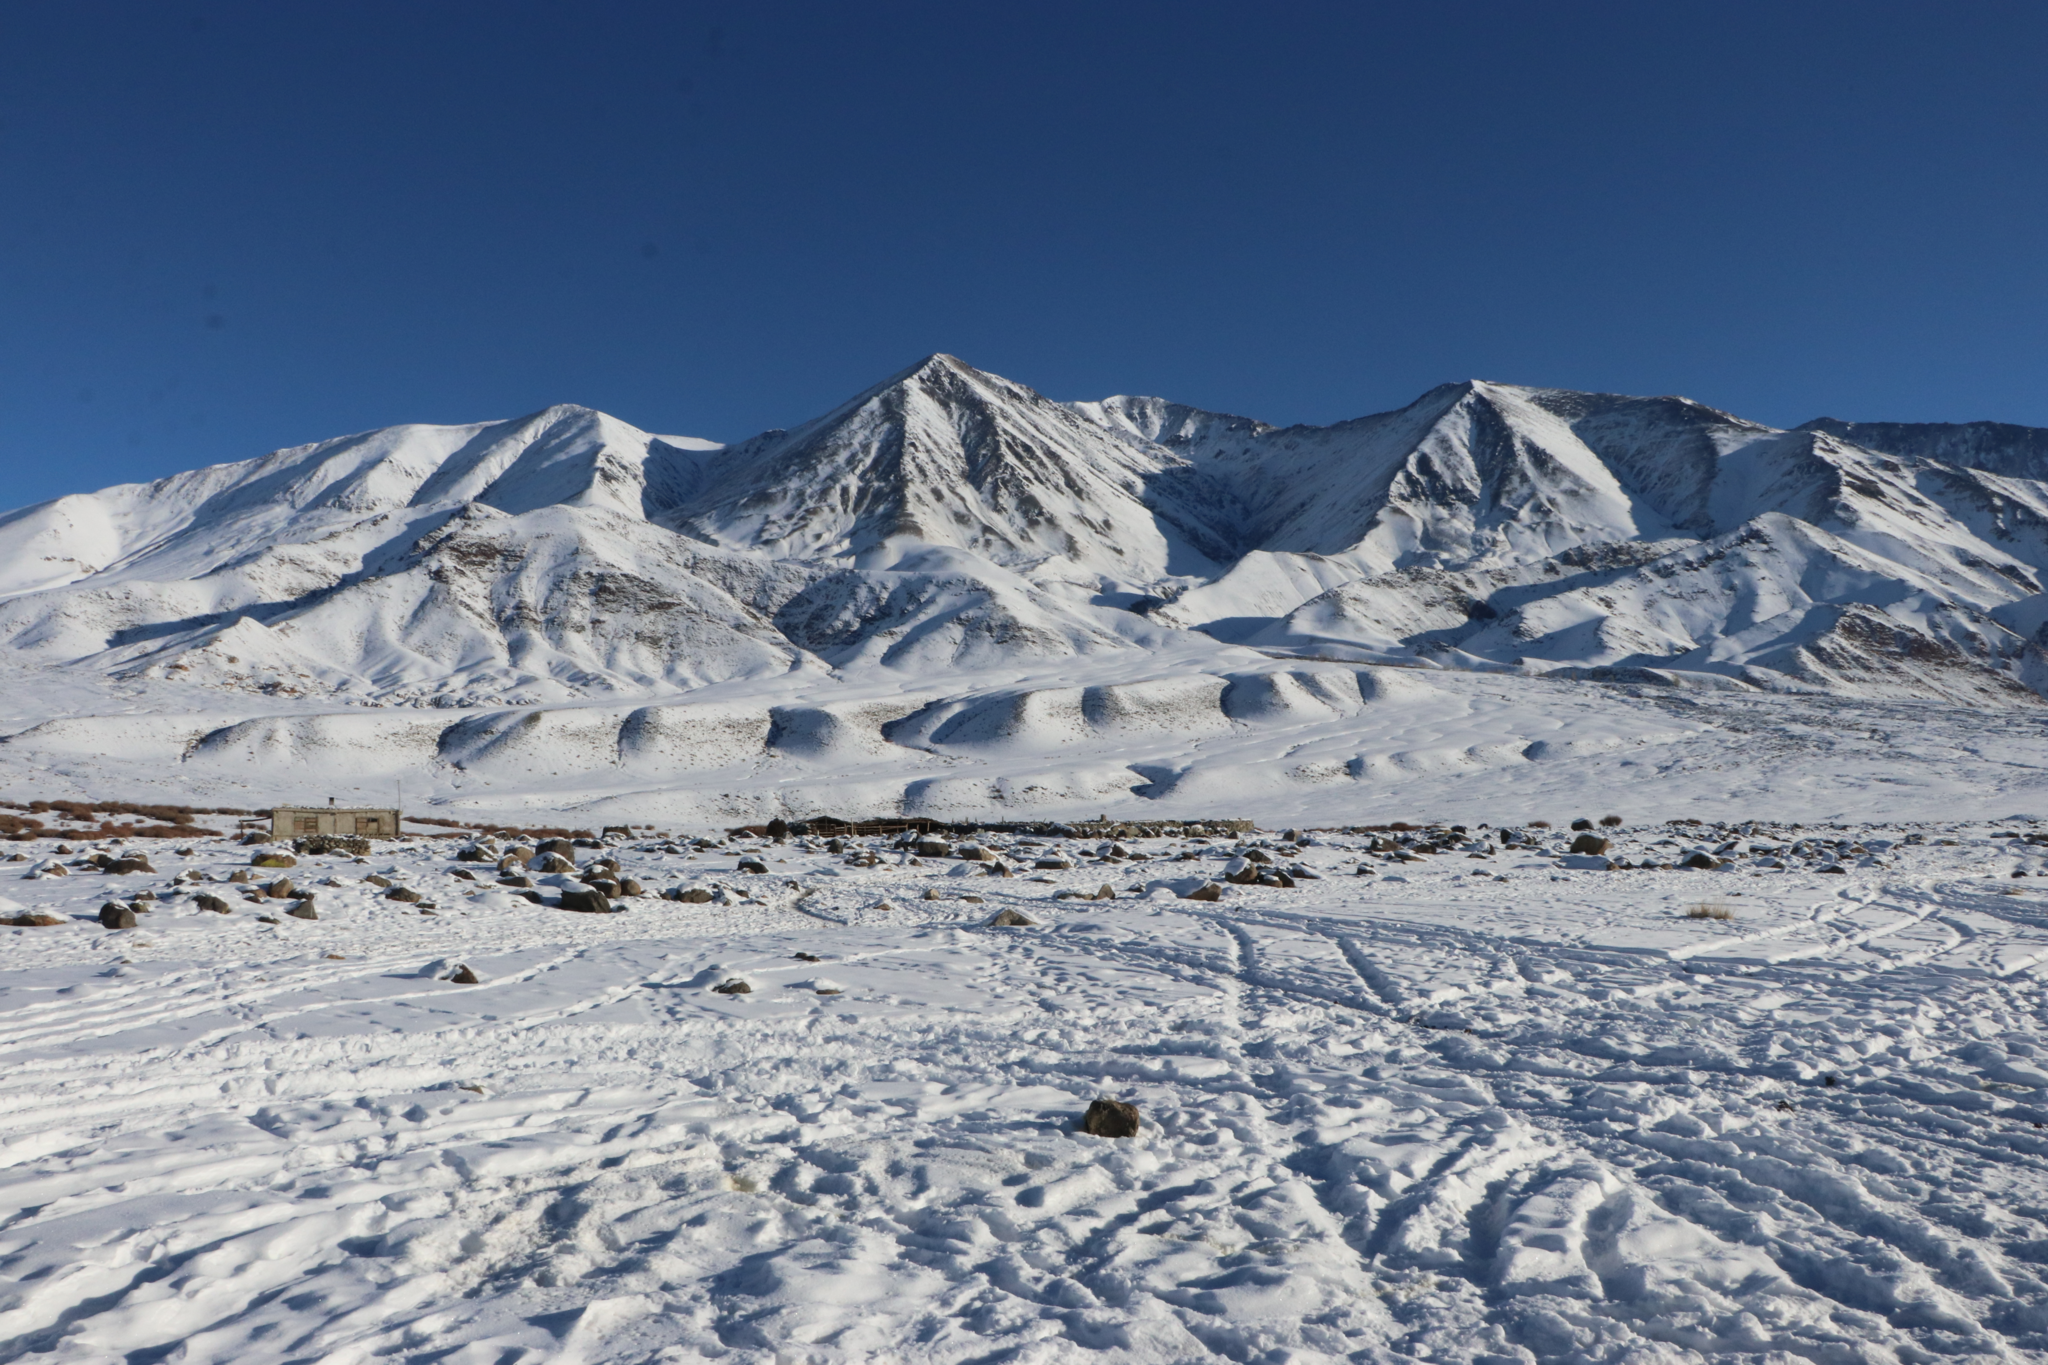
(98, 902, 137, 929)
(558, 886, 614, 913)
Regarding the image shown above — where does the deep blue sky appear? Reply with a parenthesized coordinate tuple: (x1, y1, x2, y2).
(3, 2, 2046, 509)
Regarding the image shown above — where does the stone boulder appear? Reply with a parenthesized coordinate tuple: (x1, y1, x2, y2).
(558, 886, 614, 913)
(1081, 1098, 1141, 1138)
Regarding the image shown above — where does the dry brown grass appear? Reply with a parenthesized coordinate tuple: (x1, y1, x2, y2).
(1685, 902, 1734, 921)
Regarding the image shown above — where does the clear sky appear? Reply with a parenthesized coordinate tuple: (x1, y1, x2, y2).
(3, 2, 2045, 509)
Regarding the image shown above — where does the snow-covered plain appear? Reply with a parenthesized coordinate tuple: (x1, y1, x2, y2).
(5, 819, 2048, 1363)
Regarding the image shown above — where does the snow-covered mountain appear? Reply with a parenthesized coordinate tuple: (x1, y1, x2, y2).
(6, 356, 2048, 717)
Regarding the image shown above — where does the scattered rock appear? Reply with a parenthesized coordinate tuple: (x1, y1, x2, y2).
(450, 868, 477, 881)
(1182, 882, 1223, 902)
(1223, 858, 1259, 885)
(1034, 857, 1073, 870)
(558, 887, 615, 913)
(956, 844, 989, 861)
(1680, 852, 1722, 870)
(922, 886, 942, 900)
(538, 838, 576, 857)
(296, 834, 370, 857)
(987, 908, 1037, 926)
(447, 964, 480, 984)
(618, 878, 644, 897)
(286, 900, 318, 920)
(106, 857, 155, 875)
(1081, 1097, 1141, 1138)
(737, 858, 769, 875)
(365, 874, 394, 888)
(266, 878, 296, 899)
(1818, 863, 1847, 875)
(1569, 834, 1611, 855)
(227, 869, 254, 884)
(915, 839, 952, 858)
(669, 886, 714, 903)
(98, 902, 137, 929)
(385, 885, 422, 902)
(792, 952, 822, 962)
(194, 894, 232, 914)
(1599, 815, 1623, 827)
(251, 853, 297, 869)
(1241, 848, 1273, 864)
(533, 852, 575, 874)
(514, 889, 545, 904)
(712, 978, 752, 994)
(3, 912, 65, 927)
(1570, 818, 1594, 831)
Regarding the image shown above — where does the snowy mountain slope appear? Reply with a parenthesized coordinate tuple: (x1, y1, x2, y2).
(8, 354, 2048, 821)
(1802, 414, 2048, 481)
(667, 354, 1246, 579)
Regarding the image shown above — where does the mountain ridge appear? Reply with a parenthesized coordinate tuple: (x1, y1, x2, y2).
(5, 357, 2048, 712)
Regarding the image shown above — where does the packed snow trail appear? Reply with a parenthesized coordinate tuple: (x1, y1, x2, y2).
(1, 823, 2046, 1362)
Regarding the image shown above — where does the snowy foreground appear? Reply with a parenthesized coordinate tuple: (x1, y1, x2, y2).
(5, 822, 2048, 1364)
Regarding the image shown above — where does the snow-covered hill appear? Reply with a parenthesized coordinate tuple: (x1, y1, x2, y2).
(5, 356, 2048, 822)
